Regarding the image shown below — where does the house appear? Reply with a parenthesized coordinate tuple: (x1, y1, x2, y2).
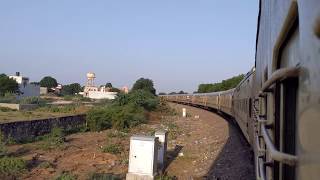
(9, 72, 40, 98)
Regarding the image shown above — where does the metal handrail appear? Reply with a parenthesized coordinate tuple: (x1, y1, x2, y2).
(261, 123, 298, 166)
(259, 67, 300, 95)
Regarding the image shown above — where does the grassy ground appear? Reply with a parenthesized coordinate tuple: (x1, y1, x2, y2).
(0, 105, 91, 123)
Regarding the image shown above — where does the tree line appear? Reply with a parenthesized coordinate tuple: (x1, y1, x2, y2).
(197, 74, 244, 93)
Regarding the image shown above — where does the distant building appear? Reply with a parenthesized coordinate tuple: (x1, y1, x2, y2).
(121, 86, 129, 94)
(9, 72, 40, 98)
(82, 72, 117, 100)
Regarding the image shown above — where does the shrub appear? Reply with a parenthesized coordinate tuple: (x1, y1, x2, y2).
(128, 90, 159, 111)
(0, 93, 18, 103)
(86, 108, 113, 131)
(101, 144, 122, 154)
(40, 127, 65, 150)
(0, 131, 7, 157)
(0, 157, 26, 176)
(19, 96, 45, 105)
(54, 172, 76, 180)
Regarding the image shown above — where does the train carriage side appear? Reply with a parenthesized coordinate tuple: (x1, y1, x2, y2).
(254, 0, 320, 179)
(233, 69, 255, 144)
(218, 89, 234, 117)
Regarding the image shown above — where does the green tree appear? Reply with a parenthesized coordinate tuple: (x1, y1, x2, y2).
(61, 83, 82, 95)
(158, 92, 167, 95)
(197, 74, 244, 93)
(40, 76, 58, 88)
(105, 82, 113, 88)
(131, 78, 156, 95)
(0, 74, 19, 96)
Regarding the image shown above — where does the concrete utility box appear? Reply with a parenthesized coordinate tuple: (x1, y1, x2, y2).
(182, 108, 187, 117)
(155, 130, 168, 172)
(127, 136, 159, 180)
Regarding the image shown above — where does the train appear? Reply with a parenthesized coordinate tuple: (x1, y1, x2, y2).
(162, 0, 320, 179)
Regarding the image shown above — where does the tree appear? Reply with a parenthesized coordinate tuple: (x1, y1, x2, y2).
(131, 78, 156, 95)
(0, 74, 19, 96)
(158, 92, 167, 95)
(105, 82, 113, 88)
(61, 83, 82, 95)
(40, 76, 58, 88)
(178, 90, 187, 94)
(197, 74, 244, 93)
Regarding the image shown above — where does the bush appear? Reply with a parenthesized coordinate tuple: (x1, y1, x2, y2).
(127, 90, 159, 111)
(87, 108, 113, 131)
(101, 144, 122, 154)
(0, 93, 18, 103)
(40, 127, 65, 150)
(0, 157, 26, 176)
(0, 132, 7, 157)
(19, 96, 45, 105)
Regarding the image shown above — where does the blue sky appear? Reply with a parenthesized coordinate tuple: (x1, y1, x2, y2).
(0, 0, 259, 93)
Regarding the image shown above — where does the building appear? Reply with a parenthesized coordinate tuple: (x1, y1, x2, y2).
(82, 72, 117, 100)
(9, 72, 40, 98)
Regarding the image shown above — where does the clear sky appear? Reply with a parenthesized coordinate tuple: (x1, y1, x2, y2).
(0, 0, 259, 93)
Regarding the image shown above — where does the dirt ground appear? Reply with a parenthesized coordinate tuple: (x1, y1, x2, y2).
(7, 103, 254, 180)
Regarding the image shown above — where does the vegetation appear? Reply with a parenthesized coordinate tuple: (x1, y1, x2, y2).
(197, 74, 244, 93)
(87, 78, 159, 131)
(40, 76, 58, 88)
(61, 83, 82, 96)
(19, 96, 46, 105)
(54, 172, 76, 180)
(0, 157, 27, 176)
(101, 143, 122, 154)
(131, 78, 156, 95)
(0, 131, 27, 177)
(105, 82, 113, 88)
(39, 127, 65, 150)
(0, 74, 18, 96)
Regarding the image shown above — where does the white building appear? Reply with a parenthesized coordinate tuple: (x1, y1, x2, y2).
(9, 72, 40, 98)
(82, 72, 117, 100)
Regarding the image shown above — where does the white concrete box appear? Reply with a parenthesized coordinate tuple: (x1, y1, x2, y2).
(127, 136, 159, 179)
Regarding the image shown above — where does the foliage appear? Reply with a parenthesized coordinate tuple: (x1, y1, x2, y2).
(158, 92, 166, 95)
(0, 131, 7, 157)
(86, 108, 113, 131)
(37, 105, 76, 113)
(177, 90, 187, 94)
(197, 74, 244, 93)
(131, 78, 156, 95)
(62, 83, 82, 96)
(0, 93, 18, 103)
(101, 143, 122, 154)
(110, 87, 120, 93)
(105, 82, 113, 88)
(0, 74, 18, 96)
(87, 78, 159, 131)
(88, 172, 122, 180)
(40, 76, 58, 88)
(0, 157, 27, 176)
(19, 96, 46, 105)
(127, 90, 159, 111)
(39, 127, 65, 150)
(54, 172, 76, 180)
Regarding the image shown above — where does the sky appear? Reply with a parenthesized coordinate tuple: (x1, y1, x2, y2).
(0, 0, 259, 93)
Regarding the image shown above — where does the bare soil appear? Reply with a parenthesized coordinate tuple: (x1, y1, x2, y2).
(7, 103, 254, 180)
